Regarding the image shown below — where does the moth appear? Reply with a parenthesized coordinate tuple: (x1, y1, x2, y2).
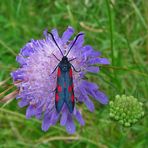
(49, 32, 83, 113)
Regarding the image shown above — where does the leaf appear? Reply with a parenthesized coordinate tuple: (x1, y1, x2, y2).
(0, 89, 19, 103)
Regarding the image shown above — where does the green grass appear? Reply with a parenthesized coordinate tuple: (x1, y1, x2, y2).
(0, 0, 148, 147)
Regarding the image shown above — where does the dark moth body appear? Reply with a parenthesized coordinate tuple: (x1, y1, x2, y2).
(55, 56, 75, 113)
(48, 32, 83, 113)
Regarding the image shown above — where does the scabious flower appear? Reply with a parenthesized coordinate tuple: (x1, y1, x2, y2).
(109, 95, 144, 127)
(11, 26, 109, 134)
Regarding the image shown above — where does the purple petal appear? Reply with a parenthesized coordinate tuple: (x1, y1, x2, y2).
(26, 105, 35, 119)
(43, 28, 48, 38)
(96, 58, 110, 65)
(84, 97, 95, 112)
(16, 55, 26, 66)
(51, 28, 60, 40)
(81, 45, 101, 56)
(95, 91, 109, 104)
(35, 113, 42, 119)
(81, 45, 92, 52)
(77, 93, 84, 102)
(31, 39, 43, 49)
(81, 80, 108, 105)
(78, 86, 87, 98)
(35, 107, 43, 119)
(60, 108, 68, 126)
(82, 80, 98, 90)
(51, 28, 63, 51)
(20, 44, 34, 57)
(69, 33, 84, 49)
(86, 66, 99, 73)
(62, 26, 74, 43)
(50, 111, 59, 125)
(43, 29, 55, 45)
(91, 51, 101, 57)
(66, 114, 75, 134)
(18, 99, 28, 107)
(74, 110, 85, 125)
(79, 87, 95, 112)
(42, 114, 52, 131)
(11, 70, 24, 81)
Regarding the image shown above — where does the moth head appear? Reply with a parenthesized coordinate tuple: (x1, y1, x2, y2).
(62, 56, 68, 63)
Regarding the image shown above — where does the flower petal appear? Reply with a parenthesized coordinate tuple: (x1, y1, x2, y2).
(20, 43, 34, 57)
(51, 29, 59, 39)
(18, 98, 28, 107)
(62, 26, 74, 43)
(66, 114, 75, 134)
(11, 70, 24, 81)
(74, 110, 85, 125)
(26, 105, 35, 119)
(60, 107, 68, 126)
(16, 55, 26, 66)
(86, 66, 99, 73)
(69, 33, 84, 50)
(81, 45, 101, 57)
(50, 110, 59, 125)
(82, 80, 98, 90)
(84, 97, 95, 112)
(79, 87, 95, 112)
(94, 91, 109, 104)
(87, 57, 110, 65)
(42, 114, 52, 131)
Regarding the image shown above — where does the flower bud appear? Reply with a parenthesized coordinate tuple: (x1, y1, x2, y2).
(109, 95, 144, 126)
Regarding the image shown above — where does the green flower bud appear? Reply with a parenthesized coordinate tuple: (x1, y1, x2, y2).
(125, 122, 130, 127)
(109, 95, 144, 127)
(109, 113, 114, 118)
(119, 120, 124, 124)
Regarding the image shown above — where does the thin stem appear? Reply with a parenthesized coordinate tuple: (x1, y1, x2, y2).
(105, 0, 114, 65)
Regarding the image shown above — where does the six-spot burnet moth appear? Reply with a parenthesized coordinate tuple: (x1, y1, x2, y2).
(48, 32, 84, 113)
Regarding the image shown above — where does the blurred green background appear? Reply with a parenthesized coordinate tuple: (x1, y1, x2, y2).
(0, 0, 148, 147)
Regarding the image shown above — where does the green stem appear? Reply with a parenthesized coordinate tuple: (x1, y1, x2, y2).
(105, 0, 114, 65)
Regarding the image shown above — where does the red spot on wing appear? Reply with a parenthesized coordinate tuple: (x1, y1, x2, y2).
(55, 93, 59, 102)
(68, 86, 72, 92)
(57, 85, 62, 92)
(71, 94, 74, 102)
(70, 84, 74, 103)
(57, 68, 61, 77)
(69, 68, 72, 77)
(72, 84, 74, 89)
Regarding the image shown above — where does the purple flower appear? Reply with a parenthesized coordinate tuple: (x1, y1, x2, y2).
(11, 26, 110, 134)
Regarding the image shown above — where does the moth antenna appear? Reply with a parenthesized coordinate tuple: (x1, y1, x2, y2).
(52, 53, 60, 61)
(48, 32, 64, 57)
(66, 33, 84, 56)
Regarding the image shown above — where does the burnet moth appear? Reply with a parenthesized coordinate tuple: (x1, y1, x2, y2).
(49, 32, 84, 113)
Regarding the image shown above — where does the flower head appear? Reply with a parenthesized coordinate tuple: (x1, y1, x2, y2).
(11, 26, 109, 134)
(109, 95, 144, 127)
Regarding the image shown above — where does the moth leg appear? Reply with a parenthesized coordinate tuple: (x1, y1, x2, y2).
(52, 88, 56, 92)
(52, 54, 60, 61)
(49, 89, 56, 94)
(50, 65, 59, 76)
(69, 57, 76, 62)
(71, 64, 81, 73)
